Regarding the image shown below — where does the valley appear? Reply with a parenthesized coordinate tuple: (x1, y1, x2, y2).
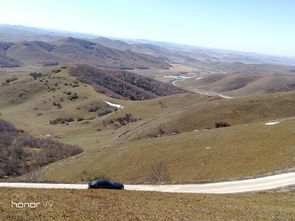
(0, 24, 295, 220)
(1, 63, 295, 184)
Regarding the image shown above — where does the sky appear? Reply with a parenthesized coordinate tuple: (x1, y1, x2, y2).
(0, 0, 295, 56)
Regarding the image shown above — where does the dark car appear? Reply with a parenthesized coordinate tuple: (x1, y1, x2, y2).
(88, 179, 124, 189)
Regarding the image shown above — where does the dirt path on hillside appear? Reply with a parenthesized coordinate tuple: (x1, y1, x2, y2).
(189, 88, 234, 99)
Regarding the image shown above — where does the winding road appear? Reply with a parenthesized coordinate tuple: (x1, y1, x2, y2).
(168, 75, 233, 99)
(1, 172, 295, 194)
(189, 88, 233, 99)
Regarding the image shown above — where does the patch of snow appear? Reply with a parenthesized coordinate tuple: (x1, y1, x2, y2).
(104, 101, 124, 109)
(205, 146, 212, 150)
(195, 77, 203, 80)
(164, 75, 192, 79)
(265, 121, 280, 126)
(180, 76, 192, 79)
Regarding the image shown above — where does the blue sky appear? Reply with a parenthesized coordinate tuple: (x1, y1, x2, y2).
(0, 0, 295, 56)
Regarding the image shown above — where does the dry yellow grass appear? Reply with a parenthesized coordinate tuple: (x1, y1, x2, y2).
(34, 117, 295, 183)
(0, 188, 294, 221)
(2, 67, 295, 184)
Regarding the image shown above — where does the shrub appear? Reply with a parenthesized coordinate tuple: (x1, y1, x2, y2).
(215, 121, 231, 128)
(50, 117, 74, 125)
(0, 119, 83, 177)
(88, 106, 99, 112)
(98, 109, 112, 116)
(103, 113, 140, 128)
(53, 102, 62, 109)
(64, 91, 72, 95)
(5, 77, 18, 84)
(52, 69, 61, 73)
(29, 72, 42, 80)
(68, 93, 78, 101)
(77, 117, 84, 122)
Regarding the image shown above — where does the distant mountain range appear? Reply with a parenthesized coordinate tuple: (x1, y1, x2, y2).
(0, 24, 97, 42)
(0, 37, 170, 69)
(1, 24, 295, 66)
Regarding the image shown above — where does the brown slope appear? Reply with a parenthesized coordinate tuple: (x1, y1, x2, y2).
(53, 37, 171, 69)
(94, 37, 200, 63)
(1, 38, 171, 69)
(69, 64, 186, 100)
(0, 119, 83, 178)
(0, 42, 22, 67)
(0, 54, 22, 67)
(177, 71, 295, 97)
(6, 41, 71, 66)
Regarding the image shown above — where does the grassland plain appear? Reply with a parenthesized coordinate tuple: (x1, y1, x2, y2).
(0, 188, 294, 220)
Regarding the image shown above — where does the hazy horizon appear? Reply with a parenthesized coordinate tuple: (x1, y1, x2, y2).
(1, 0, 295, 57)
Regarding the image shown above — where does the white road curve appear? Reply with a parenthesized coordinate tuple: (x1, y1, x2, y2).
(0, 183, 88, 189)
(125, 172, 295, 194)
(1, 172, 295, 193)
(265, 121, 280, 126)
(191, 88, 234, 99)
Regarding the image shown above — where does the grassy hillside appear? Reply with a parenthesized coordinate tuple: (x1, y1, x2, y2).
(177, 72, 295, 97)
(1, 188, 294, 220)
(1, 66, 295, 183)
(113, 91, 295, 140)
(200, 61, 295, 75)
(0, 54, 22, 67)
(132, 61, 295, 98)
(6, 42, 70, 67)
(0, 42, 23, 67)
(30, 116, 295, 183)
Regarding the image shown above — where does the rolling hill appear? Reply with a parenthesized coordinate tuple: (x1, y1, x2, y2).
(0, 38, 171, 69)
(15, 91, 295, 184)
(176, 70, 295, 97)
(1, 65, 295, 184)
(1, 24, 295, 189)
(69, 64, 186, 100)
(0, 54, 22, 67)
(0, 24, 97, 42)
(2, 25, 295, 66)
